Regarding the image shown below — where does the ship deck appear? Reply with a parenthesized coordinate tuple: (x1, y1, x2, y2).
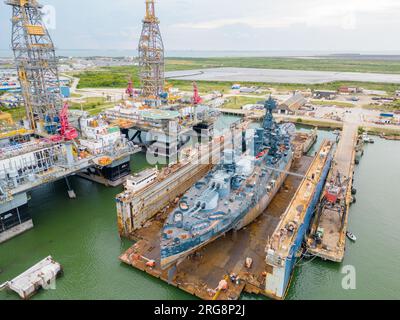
(267, 141, 333, 259)
(119, 154, 314, 300)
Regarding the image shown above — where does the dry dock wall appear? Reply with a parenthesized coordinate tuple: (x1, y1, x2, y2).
(117, 162, 213, 237)
(116, 121, 250, 238)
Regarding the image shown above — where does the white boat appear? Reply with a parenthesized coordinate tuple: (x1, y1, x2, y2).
(346, 231, 357, 242)
(362, 133, 375, 144)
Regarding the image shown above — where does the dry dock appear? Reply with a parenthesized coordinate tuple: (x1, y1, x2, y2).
(119, 153, 314, 300)
(307, 122, 360, 262)
(116, 120, 250, 237)
(264, 141, 334, 299)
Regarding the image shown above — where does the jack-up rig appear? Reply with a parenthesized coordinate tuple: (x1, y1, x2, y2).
(104, 0, 217, 162)
(7, 0, 62, 130)
(0, 0, 138, 244)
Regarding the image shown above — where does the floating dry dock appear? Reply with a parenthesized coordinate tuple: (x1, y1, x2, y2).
(264, 140, 333, 299)
(119, 134, 325, 300)
(0, 256, 62, 299)
(306, 122, 360, 262)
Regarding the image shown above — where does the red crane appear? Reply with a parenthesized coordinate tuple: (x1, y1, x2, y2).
(192, 82, 202, 105)
(126, 77, 134, 98)
(50, 102, 78, 142)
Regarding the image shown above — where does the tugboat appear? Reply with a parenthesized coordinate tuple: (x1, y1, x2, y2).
(160, 97, 295, 269)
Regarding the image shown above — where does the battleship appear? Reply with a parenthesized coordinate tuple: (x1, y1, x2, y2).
(160, 97, 295, 269)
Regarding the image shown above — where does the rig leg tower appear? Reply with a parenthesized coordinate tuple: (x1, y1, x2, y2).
(6, 0, 62, 130)
(138, 0, 165, 104)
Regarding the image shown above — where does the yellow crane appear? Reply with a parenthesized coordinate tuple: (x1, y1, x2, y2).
(144, 0, 158, 23)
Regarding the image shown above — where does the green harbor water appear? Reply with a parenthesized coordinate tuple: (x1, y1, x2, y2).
(0, 119, 399, 300)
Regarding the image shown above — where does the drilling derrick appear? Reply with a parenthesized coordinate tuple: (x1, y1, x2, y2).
(6, 0, 62, 129)
(138, 0, 165, 102)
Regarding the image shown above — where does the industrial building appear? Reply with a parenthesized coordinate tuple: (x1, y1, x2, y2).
(276, 92, 307, 114)
(313, 90, 337, 100)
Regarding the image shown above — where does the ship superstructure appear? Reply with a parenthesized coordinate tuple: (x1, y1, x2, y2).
(105, 101, 217, 161)
(160, 97, 295, 269)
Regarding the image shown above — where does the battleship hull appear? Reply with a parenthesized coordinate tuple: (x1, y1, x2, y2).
(161, 155, 293, 270)
(238, 157, 293, 229)
(161, 96, 296, 270)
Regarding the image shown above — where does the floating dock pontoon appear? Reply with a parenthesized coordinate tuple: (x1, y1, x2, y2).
(0, 256, 62, 299)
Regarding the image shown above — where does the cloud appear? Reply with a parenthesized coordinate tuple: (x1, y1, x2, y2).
(172, 0, 400, 30)
(1, 0, 400, 52)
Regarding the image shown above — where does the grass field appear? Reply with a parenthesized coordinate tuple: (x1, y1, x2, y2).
(222, 96, 263, 109)
(289, 117, 343, 129)
(72, 57, 400, 94)
(68, 97, 119, 115)
(69, 97, 106, 109)
(0, 97, 117, 121)
(362, 100, 400, 112)
(74, 72, 400, 97)
(310, 100, 355, 108)
(0, 106, 25, 121)
(363, 126, 400, 137)
(166, 57, 400, 74)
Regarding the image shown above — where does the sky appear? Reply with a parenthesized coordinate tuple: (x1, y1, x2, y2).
(1, 0, 400, 54)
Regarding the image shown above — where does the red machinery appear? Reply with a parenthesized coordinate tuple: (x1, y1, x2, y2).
(324, 172, 350, 204)
(192, 82, 202, 105)
(50, 102, 78, 142)
(126, 77, 134, 98)
(324, 184, 341, 203)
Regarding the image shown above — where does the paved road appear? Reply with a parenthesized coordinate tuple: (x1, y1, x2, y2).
(335, 113, 359, 177)
(166, 67, 400, 84)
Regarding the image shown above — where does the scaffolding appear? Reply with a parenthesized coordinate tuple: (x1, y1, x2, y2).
(6, 0, 62, 128)
(138, 0, 165, 100)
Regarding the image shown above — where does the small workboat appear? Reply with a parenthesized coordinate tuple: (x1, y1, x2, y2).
(346, 231, 357, 242)
(362, 133, 375, 144)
